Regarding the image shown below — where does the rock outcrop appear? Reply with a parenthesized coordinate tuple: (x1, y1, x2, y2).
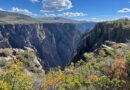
(0, 48, 44, 90)
(0, 48, 44, 74)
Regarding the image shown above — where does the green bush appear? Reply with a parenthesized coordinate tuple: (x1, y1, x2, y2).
(0, 48, 12, 57)
(99, 50, 106, 57)
(16, 50, 36, 69)
(0, 80, 9, 90)
(0, 61, 33, 90)
(84, 53, 94, 59)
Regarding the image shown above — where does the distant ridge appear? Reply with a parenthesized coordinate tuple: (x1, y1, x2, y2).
(37, 17, 95, 23)
(0, 10, 40, 24)
(0, 10, 96, 25)
(37, 17, 83, 23)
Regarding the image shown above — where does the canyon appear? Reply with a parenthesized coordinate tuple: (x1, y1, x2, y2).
(0, 11, 95, 68)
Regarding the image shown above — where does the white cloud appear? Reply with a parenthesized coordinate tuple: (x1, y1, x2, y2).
(43, 13, 57, 17)
(63, 12, 87, 17)
(120, 15, 130, 19)
(42, 12, 87, 17)
(118, 8, 130, 13)
(42, 0, 72, 12)
(29, 0, 39, 3)
(0, 8, 5, 11)
(90, 18, 98, 20)
(11, 7, 32, 15)
(88, 16, 130, 22)
(11, 7, 37, 17)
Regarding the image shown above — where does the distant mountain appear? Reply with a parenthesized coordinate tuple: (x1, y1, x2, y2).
(37, 17, 80, 23)
(0, 10, 40, 23)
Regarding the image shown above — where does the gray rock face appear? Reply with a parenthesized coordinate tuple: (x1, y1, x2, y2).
(37, 17, 96, 33)
(73, 19, 130, 61)
(75, 22, 96, 33)
(0, 23, 81, 68)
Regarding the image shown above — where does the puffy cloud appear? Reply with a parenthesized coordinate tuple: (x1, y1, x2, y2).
(43, 13, 57, 17)
(11, 7, 32, 15)
(90, 18, 98, 20)
(42, 0, 72, 12)
(87, 18, 107, 22)
(42, 12, 87, 17)
(11, 7, 37, 17)
(63, 12, 87, 17)
(118, 8, 130, 13)
(29, 0, 39, 3)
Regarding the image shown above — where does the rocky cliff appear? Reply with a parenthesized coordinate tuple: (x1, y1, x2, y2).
(73, 19, 130, 61)
(37, 17, 96, 33)
(0, 23, 81, 68)
(75, 22, 96, 33)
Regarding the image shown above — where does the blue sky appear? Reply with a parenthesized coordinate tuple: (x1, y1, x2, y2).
(0, 0, 130, 21)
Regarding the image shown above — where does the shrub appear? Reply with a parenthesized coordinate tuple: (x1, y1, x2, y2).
(99, 50, 106, 57)
(16, 50, 36, 70)
(17, 50, 35, 61)
(0, 61, 33, 90)
(0, 48, 12, 57)
(87, 75, 99, 83)
(106, 48, 116, 56)
(84, 53, 94, 59)
(0, 80, 9, 90)
(0, 57, 7, 67)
